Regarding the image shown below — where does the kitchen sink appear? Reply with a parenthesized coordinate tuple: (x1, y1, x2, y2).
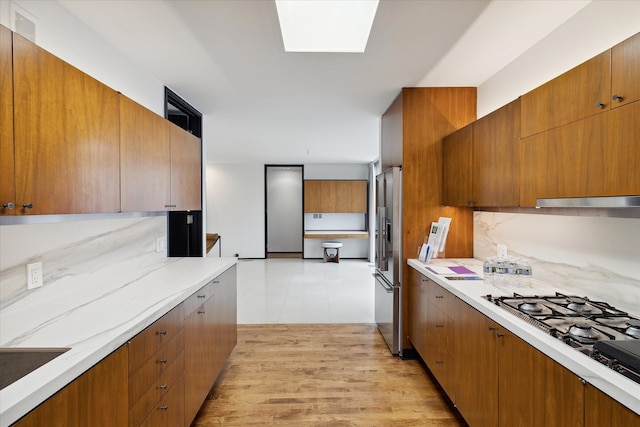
(0, 347, 70, 390)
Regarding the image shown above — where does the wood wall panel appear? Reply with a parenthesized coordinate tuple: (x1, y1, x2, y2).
(382, 87, 476, 353)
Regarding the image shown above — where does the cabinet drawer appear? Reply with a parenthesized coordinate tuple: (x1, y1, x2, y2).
(183, 281, 216, 317)
(129, 329, 184, 406)
(128, 304, 183, 374)
(427, 280, 453, 312)
(129, 351, 185, 427)
(139, 374, 185, 427)
(426, 304, 450, 351)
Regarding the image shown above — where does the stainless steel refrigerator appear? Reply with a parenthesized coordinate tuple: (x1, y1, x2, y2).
(374, 167, 402, 355)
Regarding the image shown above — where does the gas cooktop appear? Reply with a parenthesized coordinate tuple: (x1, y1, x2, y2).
(484, 292, 640, 384)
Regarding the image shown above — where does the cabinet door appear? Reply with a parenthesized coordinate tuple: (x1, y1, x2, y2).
(170, 125, 201, 210)
(454, 303, 498, 427)
(304, 180, 322, 212)
(184, 302, 212, 425)
(442, 125, 473, 206)
(611, 32, 640, 109)
(349, 180, 367, 213)
(15, 346, 128, 427)
(521, 50, 611, 138)
(544, 358, 584, 427)
(120, 95, 171, 212)
(320, 180, 337, 212)
(0, 26, 15, 215)
(585, 384, 640, 427)
(520, 101, 639, 206)
(13, 34, 120, 215)
(407, 268, 428, 358)
(473, 99, 520, 207)
(497, 330, 545, 427)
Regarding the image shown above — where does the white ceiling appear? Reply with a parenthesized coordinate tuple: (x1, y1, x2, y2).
(58, 0, 590, 165)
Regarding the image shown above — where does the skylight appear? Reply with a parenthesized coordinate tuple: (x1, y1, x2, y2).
(275, 0, 379, 53)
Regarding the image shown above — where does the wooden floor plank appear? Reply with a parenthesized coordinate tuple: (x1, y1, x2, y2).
(192, 324, 466, 426)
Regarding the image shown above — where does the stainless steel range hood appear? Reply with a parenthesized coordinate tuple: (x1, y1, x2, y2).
(536, 195, 640, 208)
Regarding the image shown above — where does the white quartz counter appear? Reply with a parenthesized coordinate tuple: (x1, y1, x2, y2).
(0, 256, 237, 427)
(408, 258, 640, 416)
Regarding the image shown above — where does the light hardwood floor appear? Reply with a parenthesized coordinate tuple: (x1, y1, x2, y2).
(192, 324, 466, 426)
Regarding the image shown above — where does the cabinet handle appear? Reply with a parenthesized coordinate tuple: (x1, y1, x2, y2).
(156, 330, 167, 336)
(2, 202, 14, 209)
(213, 280, 220, 284)
(496, 332, 505, 338)
(159, 405, 168, 411)
(488, 326, 496, 331)
(435, 295, 444, 300)
(595, 102, 606, 109)
(158, 384, 168, 390)
(198, 310, 205, 314)
(22, 203, 33, 209)
(158, 358, 167, 364)
(197, 294, 206, 298)
(612, 94, 623, 102)
(579, 377, 587, 385)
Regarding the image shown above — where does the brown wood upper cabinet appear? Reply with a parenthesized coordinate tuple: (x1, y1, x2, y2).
(521, 31, 640, 138)
(12, 33, 120, 215)
(120, 96, 202, 212)
(520, 101, 639, 207)
(442, 99, 520, 207)
(611, 32, 640, 109)
(169, 124, 202, 211)
(120, 95, 171, 212)
(0, 25, 15, 216)
(304, 180, 366, 213)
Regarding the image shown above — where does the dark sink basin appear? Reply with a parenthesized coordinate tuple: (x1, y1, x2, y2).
(0, 348, 70, 390)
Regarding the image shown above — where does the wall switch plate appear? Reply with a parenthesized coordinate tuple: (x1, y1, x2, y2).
(156, 237, 166, 253)
(27, 262, 43, 289)
(497, 244, 508, 258)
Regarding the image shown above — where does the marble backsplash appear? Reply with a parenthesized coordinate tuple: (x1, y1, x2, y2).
(474, 211, 640, 315)
(0, 216, 168, 308)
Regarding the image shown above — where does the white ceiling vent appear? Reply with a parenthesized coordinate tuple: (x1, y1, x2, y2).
(11, 2, 37, 42)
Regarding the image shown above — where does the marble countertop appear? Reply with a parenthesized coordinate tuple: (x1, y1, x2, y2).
(0, 256, 237, 427)
(408, 258, 640, 416)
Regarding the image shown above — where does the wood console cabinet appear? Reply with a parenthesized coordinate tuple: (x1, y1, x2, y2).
(304, 180, 367, 213)
(442, 99, 520, 207)
(12, 33, 120, 215)
(13, 346, 128, 427)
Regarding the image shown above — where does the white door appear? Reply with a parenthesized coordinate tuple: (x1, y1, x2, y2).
(266, 166, 302, 253)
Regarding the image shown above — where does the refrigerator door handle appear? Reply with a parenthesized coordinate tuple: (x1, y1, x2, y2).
(373, 273, 394, 293)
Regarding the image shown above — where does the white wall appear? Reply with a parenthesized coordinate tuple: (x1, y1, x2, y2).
(0, 0, 164, 114)
(477, 0, 640, 117)
(304, 164, 368, 180)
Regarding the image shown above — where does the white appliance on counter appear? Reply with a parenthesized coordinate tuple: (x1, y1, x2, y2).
(374, 167, 402, 355)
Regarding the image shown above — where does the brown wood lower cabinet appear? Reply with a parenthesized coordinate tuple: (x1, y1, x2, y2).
(585, 384, 640, 427)
(11, 267, 237, 427)
(184, 265, 238, 425)
(408, 268, 639, 427)
(13, 346, 128, 427)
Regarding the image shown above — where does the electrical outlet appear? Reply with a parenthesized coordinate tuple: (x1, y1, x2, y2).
(156, 237, 166, 253)
(27, 262, 43, 289)
(497, 244, 508, 258)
